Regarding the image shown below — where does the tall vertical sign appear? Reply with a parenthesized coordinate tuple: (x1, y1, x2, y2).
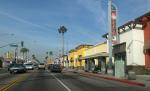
(108, 0, 118, 75)
(111, 4, 118, 44)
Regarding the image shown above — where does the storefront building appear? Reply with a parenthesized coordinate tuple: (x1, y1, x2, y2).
(68, 44, 93, 69)
(75, 44, 93, 70)
(84, 42, 108, 73)
(68, 49, 76, 68)
(135, 12, 150, 69)
(103, 20, 145, 75)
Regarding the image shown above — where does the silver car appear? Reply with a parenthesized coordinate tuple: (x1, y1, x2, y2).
(9, 64, 26, 74)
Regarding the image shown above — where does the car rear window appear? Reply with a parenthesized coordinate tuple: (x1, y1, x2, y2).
(40, 63, 44, 65)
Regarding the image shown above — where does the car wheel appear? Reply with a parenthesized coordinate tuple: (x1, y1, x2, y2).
(10, 71, 12, 74)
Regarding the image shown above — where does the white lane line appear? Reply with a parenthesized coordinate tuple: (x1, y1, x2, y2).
(51, 73, 71, 91)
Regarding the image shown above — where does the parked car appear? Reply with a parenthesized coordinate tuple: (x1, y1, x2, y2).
(8, 63, 15, 71)
(50, 64, 62, 73)
(33, 64, 38, 69)
(38, 63, 45, 69)
(24, 63, 34, 70)
(9, 64, 26, 74)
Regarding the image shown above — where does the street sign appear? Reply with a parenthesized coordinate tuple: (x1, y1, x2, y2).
(9, 44, 18, 47)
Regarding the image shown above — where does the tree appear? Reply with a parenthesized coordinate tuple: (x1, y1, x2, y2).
(49, 51, 53, 56)
(58, 26, 67, 65)
(32, 54, 40, 63)
(49, 51, 53, 61)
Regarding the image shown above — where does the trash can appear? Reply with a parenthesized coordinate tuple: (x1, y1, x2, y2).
(128, 71, 136, 80)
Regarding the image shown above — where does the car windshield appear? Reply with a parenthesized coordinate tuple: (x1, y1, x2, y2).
(53, 65, 61, 69)
(25, 64, 33, 66)
(0, 0, 150, 91)
(13, 64, 24, 67)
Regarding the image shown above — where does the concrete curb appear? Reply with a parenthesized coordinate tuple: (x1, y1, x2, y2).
(67, 70, 145, 87)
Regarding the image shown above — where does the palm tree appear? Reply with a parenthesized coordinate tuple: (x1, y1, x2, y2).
(58, 26, 67, 65)
(49, 51, 53, 60)
(20, 47, 29, 62)
(32, 54, 40, 64)
(49, 51, 53, 56)
(32, 54, 36, 60)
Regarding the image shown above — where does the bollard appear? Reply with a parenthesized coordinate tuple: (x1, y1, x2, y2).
(128, 71, 136, 80)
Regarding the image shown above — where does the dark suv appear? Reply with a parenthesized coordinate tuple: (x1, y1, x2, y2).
(50, 64, 62, 73)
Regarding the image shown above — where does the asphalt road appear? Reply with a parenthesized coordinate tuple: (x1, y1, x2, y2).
(0, 70, 149, 91)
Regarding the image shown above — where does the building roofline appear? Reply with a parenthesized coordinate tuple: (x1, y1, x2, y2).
(135, 12, 150, 22)
(118, 21, 134, 30)
(102, 12, 150, 38)
(85, 41, 107, 51)
(75, 44, 93, 50)
(68, 49, 76, 53)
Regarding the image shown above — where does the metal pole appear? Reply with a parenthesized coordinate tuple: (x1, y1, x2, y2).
(16, 47, 18, 63)
(62, 33, 64, 66)
(14, 48, 17, 63)
(108, 0, 113, 74)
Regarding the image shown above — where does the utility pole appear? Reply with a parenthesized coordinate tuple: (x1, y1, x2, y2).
(62, 33, 64, 65)
(108, 0, 113, 75)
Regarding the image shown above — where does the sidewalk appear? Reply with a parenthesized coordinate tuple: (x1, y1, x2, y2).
(65, 69, 150, 87)
(0, 68, 8, 74)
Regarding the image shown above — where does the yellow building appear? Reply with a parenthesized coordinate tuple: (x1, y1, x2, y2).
(46, 58, 54, 65)
(68, 44, 93, 69)
(68, 49, 76, 68)
(5, 51, 14, 59)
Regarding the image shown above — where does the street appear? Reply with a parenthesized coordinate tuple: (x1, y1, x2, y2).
(0, 70, 149, 91)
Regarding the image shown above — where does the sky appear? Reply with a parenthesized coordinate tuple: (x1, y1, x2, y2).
(0, 0, 150, 60)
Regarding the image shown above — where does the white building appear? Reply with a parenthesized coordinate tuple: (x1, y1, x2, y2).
(118, 21, 145, 66)
(103, 21, 145, 75)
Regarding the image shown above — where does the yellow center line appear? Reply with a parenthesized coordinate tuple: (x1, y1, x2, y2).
(0, 73, 31, 91)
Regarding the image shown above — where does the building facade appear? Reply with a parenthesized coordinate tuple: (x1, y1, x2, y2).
(68, 49, 76, 68)
(116, 21, 145, 75)
(84, 42, 108, 73)
(103, 21, 145, 75)
(68, 44, 93, 70)
(135, 12, 150, 69)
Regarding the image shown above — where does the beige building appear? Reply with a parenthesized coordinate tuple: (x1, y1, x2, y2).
(84, 42, 108, 73)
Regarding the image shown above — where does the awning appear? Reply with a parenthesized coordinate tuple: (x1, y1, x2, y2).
(144, 40, 150, 49)
(84, 52, 108, 59)
(113, 42, 126, 54)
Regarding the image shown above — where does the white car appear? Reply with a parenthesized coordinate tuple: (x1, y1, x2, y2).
(24, 63, 34, 70)
(38, 63, 45, 69)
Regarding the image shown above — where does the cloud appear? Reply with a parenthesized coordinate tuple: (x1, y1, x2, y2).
(77, 0, 107, 25)
(0, 11, 50, 31)
(135, 0, 150, 13)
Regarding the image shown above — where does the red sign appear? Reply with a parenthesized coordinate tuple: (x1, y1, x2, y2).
(111, 5, 117, 45)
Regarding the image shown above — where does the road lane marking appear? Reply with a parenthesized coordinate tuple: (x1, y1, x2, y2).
(51, 73, 71, 91)
(0, 73, 30, 91)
